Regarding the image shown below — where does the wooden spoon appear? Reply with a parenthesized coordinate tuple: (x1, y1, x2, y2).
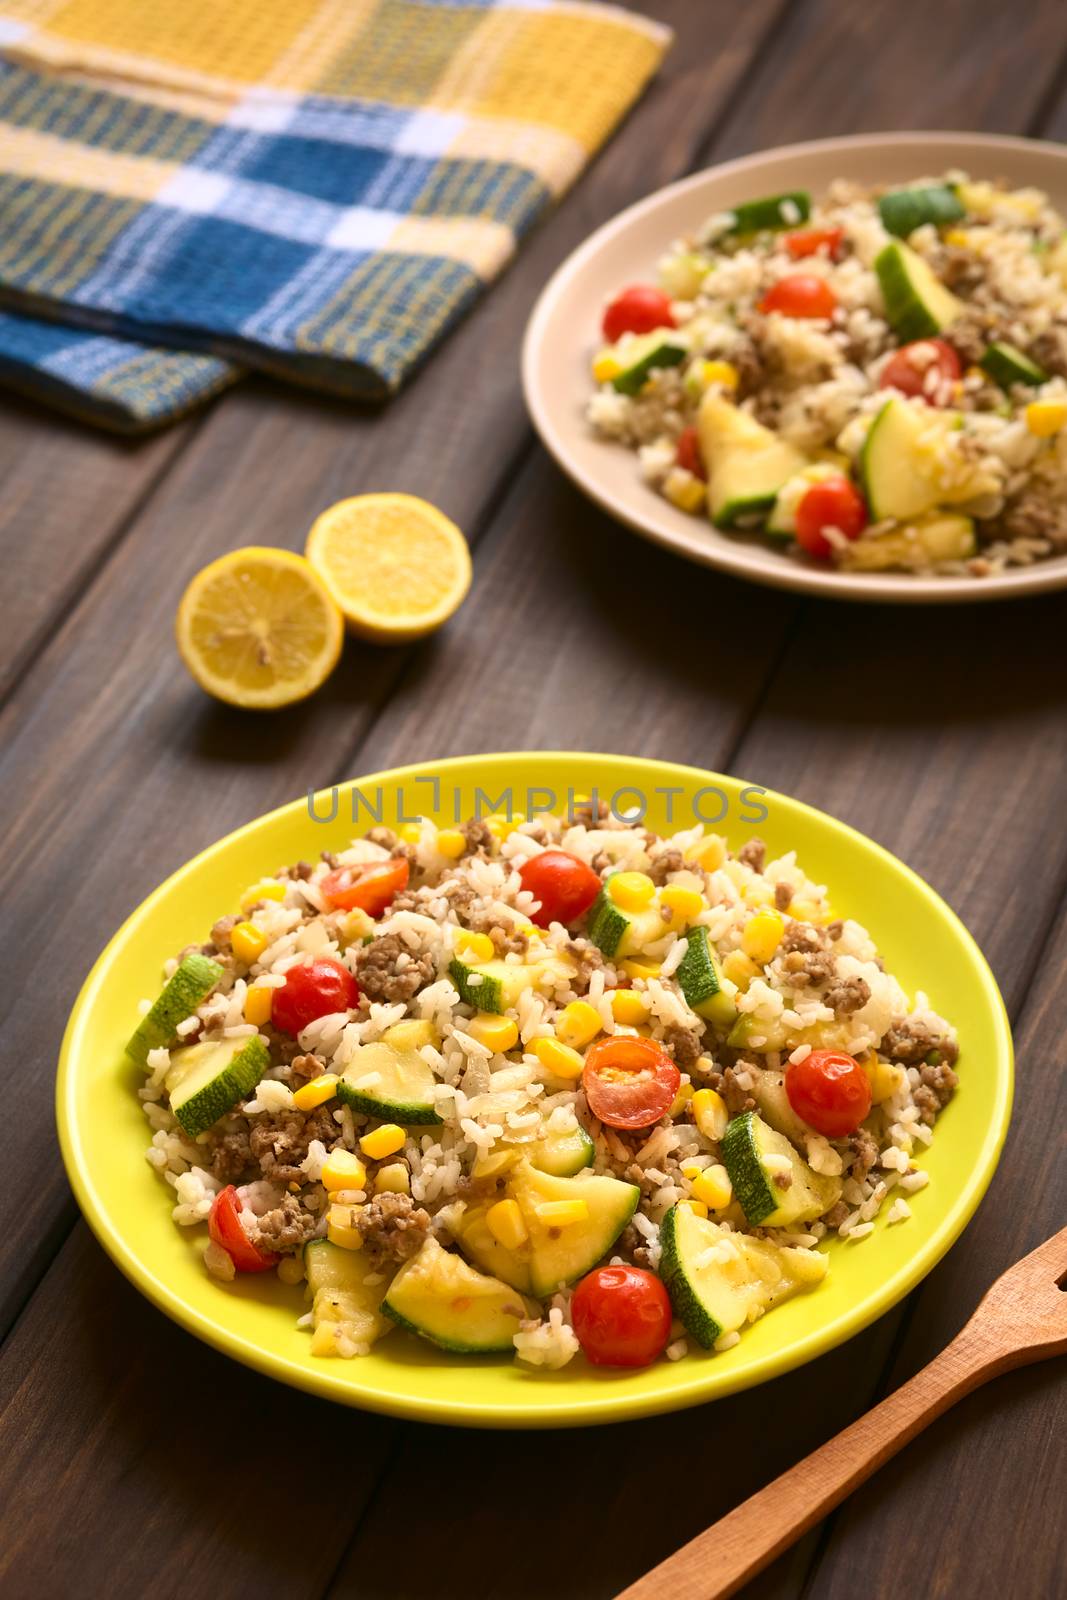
(616, 1226, 1067, 1600)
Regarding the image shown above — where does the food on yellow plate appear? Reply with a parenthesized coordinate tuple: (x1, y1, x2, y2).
(305, 493, 471, 642)
(131, 806, 958, 1371)
(176, 547, 343, 709)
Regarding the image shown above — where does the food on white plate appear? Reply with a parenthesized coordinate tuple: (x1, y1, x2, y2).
(587, 175, 1067, 576)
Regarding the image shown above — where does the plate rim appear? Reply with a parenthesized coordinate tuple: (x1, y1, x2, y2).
(522, 129, 1067, 606)
(56, 752, 1014, 1427)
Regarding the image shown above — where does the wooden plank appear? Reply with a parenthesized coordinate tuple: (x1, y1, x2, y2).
(0, 0, 785, 1333)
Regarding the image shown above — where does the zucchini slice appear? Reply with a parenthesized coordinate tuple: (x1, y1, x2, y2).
(530, 1123, 595, 1178)
(166, 1034, 269, 1136)
(587, 890, 667, 960)
(979, 341, 1048, 390)
(382, 1237, 538, 1353)
(878, 184, 964, 238)
(874, 240, 963, 341)
(840, 513, 976, 571)
(336, 1040, 442, 1126)
(610, 332, 688, 396)
(719, 191, 811, 237)
(674, 925, 736, 1025)
(721, 1111, 842, 1227)
(305, 1238, 395, 1354)
(449, 956, 540, 1014)
(698, 392, 809, 527)
(660, 1203, 828, 1349)
(127, 952, 223, 1066)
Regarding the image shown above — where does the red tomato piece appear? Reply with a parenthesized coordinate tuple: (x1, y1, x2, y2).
(785, 225, 844, 261)
(785, 1049, 872, 1138)
(602, 284, 676, 344)
(518, 850, 602, 929)
(794, 477, 869, 561)
(209, 1185, 279, 1272)
(571, 1264, 673, 1367)
(583, 1036, 680, 1130)
(759, 274, 838, 319)
(878, 338, 961, 405)
(321, 857, 409, 916)
(272, 956, 358, 1036)
(675, 425, 707, 481)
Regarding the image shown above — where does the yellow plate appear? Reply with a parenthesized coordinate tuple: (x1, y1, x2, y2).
(56, 754, 1012, 1428)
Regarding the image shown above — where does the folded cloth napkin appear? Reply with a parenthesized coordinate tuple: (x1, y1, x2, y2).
(0, 0, 670, 430)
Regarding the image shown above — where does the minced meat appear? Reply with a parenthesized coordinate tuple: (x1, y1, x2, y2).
(720, 1064, 757, 1117)
(737, 838, 766, 872)
(459, 818, 493, 856)
(209, 1126, 253, 1184)
(880, 1018, 959, 1067)
(248, 1105, 336, 1184)
(848, 1128, 879, 1183)
(824, 975, 871, 1015)
(357, 1192, 431, 1262)
(356, 934, 435, 1002)
(661, 1022, 704, 1069)
(648, 848, 685, 885)
(252, 1194, 319, 1252)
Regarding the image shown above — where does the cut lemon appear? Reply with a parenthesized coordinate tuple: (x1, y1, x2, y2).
(305, 493, 472, 643)
(176, 547, 344, 710)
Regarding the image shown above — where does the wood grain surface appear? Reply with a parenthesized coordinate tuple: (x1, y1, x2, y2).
(1, 2, 1065, 1597)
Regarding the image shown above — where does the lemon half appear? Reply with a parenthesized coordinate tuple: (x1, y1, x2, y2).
(305, 493, 472, 643)
(176, 547, 344, 710)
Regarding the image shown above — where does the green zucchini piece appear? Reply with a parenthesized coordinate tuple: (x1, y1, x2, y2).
(382, 1237, 538, 1353)
(610, 332, 688, 396)
(127, 952, 223, 1066)
(336, 1040, 442, 1126)
(675, 925, 736, 1025)
(586, 889, 667, 960)
(721, 1111, 842, 1227)
(305, 1239, 395, 1352)
(660, 1202, 828, 1349)
(166, 1034, 269, 1137)
(449, 956, 538, 1014)
(978, 341, 1048, 390)
(721, 191, 811, 237)
(840, 513, 976, 571)
(698, 392, 809, 527)
(765, 462, 843, 538)
(874, 240, 963, 341)
(530, 1122, 595, 1178)
(878, 184, 964, 238)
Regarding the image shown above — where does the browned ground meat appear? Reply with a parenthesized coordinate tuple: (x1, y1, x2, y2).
(913, 1059, 959, 1125)
(648, 848, 685, 886)
(782, 947, 835, 987)
(825, 920, 844, 941)
(565, 938, 618, 994)
(486, 925, 529, 956)
(721, 1064, 757, 1117)
(209, 1126, 253, 1184)
(1029, 325, 1067, 378)
(249, 1106, 337, 1184)
(824, 975, 871, 1015)
(385, 890, 422, 916)
(823, 1199, 850, 1230)
(618, 1220, 655, 1270)
(253, 1194, 319, 1252)
(774, 881, 792, 911)
(737, 838, 766, 872)
(321, 850, 339, 868)
(460, 818, 493, 856)
(210, 914, 240, 949)
(661, 1022, 705, 1068)
(365, 826, 399, 850)
(573, 798, 609, 827)
(356, 934, 435, 1002)
(291, 1053, 325, 1081)
(261, 1025, 303, 1067)
(287, 860, 314, 881)
(358, 1193, 431, 1262)
(772, 1169, 793, 1191)
(880, 1018, 958, 1067)
(848, 1128, 879, 1183)
(781, 921, 829, 955)
(999, 491, 1067, 548)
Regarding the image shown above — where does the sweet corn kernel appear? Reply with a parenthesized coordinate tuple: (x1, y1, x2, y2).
(704, 359, 740, 390)
(374, 1162, 411, 1195)
(1025, 398, 1067, 437)
(607, 871, 657, 911)
(360, 1123, 406, 1160)
(534, 1199, 589, 1226)
(944, 227, 970, 247)
(487, 1197, 529, 1250)
(691, 1163, 733, 1211)
(436, 828, 466, 860)
(864, 1052, 905, 1105)
(382, 1018, 438, 1051)
(292, 1073, 340, 1111)
(668, 1081, 694, 1119)
(593, 348, 624, 383)
(531, 1036, 585, 1080)
(239, 879, 287, 912)
(663, 470, 706, 515)
(231, 921, 268, 965)
(467, 1012, 520, 1053)
(620, 958, 661, 981)
(680, 1160, 704, 1181)
(243, 983, 274, 1026)
(611, 988, 651, 1026)
(321, 1150, 367, 1192)
(398, 822, 422, 845)
(340, 907, 375, 945)
(659, 885, 705, 925)
(484, 810, 525, 841)
(327, 1216, 363, 1251)
(723, 949, 761, 990)
(686, 833, 727, 872)
(555, 1001, 603, 1050)
(742, 910, 785, 965)
(692, 1087, 728, 1143)
(455, 930, 495, 963)
(686, 1199, 709, 1218)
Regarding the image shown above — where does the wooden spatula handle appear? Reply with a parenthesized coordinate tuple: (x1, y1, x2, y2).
(616, 1326, 1009, 1600)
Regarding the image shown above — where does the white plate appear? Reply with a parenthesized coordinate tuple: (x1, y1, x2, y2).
(522, 132, 1067, 604)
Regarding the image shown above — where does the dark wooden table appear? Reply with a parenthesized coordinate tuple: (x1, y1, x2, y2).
(2, 2, 1066, 1595)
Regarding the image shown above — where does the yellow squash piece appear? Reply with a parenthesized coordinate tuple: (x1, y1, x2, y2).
(305, 493, 472, 643)
(176, 547, 343, 710)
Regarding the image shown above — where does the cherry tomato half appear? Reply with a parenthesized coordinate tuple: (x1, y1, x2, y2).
(209, 1186, 279, 1272)
(602, 284, 676, 344)
(322, 857, 409, 916)
(675, 425, 707, 481)
(583, 1035, 680, 1130)
(518, 850, 602, 929)
(878, 338, 961, 405)
(785, 1049, 872, 1138)
(272, 956, 358, 1036)
(785, 225, 844, 261)
(759, 274, 838, 320)
(571, 1264, 673, 1367)
(794, 476, 868, 561)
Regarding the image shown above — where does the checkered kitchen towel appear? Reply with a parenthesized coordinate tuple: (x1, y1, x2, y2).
(0, 0, 670, 431)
